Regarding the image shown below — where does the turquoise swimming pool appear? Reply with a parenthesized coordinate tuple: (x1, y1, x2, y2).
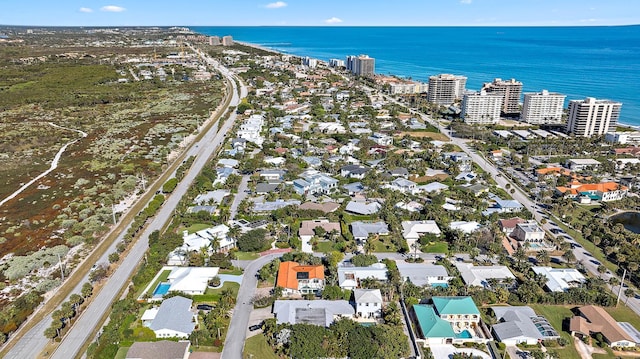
(455, 330, 472, 339)
(153, 282, 171, 296)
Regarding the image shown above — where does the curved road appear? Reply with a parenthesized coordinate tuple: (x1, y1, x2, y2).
(4, 52, 246, 359)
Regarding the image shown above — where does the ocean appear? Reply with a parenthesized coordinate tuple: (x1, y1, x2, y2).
(192, 26, 640, 126)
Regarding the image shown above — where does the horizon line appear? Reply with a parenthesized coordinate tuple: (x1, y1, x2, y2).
(1, 24, 639, 28)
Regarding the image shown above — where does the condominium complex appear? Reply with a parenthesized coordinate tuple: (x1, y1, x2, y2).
(329, 58, 345, 68)
(389, 82, 428, 95)
(481, 78, 522, 115)
(521, 90, 566, 125)
(566, 97, 622, 137)
(302, 57, 318, 68)
(461, 91, 503, 124)
(346, 54, 375, 76)
(209, 36, 220, 46)
(221, 35, 234, 46)
(427, 74, 467, 106)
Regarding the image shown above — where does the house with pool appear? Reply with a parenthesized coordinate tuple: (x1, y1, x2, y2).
(147, 266, 219, 300)
(412, 296, 488, 346)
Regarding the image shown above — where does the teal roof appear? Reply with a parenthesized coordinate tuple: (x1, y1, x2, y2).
(432, 296, 480, 316)
(413, 305, 455, 338)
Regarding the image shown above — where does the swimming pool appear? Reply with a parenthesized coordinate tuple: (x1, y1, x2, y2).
(153, 282, 171, 296)
(455, 330, 472, 339)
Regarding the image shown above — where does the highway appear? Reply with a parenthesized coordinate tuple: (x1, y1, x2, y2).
(4, 50, 246, 359)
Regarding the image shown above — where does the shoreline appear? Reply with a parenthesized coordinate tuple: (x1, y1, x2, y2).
(198, 31, 640, 129)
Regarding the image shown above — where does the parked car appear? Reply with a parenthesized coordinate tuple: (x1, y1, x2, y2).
(249, 321, 264, 331)
(197, 304, 213, 311)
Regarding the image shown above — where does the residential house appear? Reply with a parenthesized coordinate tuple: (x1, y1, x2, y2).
(396, 262, 452, 287)
(491, 306, 560, 346)
(345, 201, 381, 215)
(276, 261, 325, 296)
(167, 225, 233, 265)
(350, 221, 390, 242)
(193, 189, 230, 205)
(443, 152, 473, 172)
(395, 201, 424, 213)
(255, 182, 280, 195)
(273, 300, 354, 327)
(511, 221, 546, 248)
(449, 221, 480, 234)
(298, 201, 340, 213)
(337, 262, 388, 290)
(293, 172, 339, 196)
(498, 217, 527, 235)
(369, 132, 393, 146)
(161, 267, 220, 296)
(217, 158, 239, 168)
(253, 199, 301, 212)
(455, 263, 515, 288)
(298, 219, 341, 242)
(343, 182, 366, 195)
(555, 181, 628, 202)
(125, 341, 190, 359)
(402, 220, 442, 241)
(386, 178, 417, 194)
(418, 182, 449, 194)
(237, 114, 265, 146)
(463, 183, 490, 197)
(143, 296, 196, 338)
(570, 305, 638, 348)
(412, 296, 483, 345)
(532, 266, 586, 292)
(482, 195, 524, 215)
(340, 165, 370, 179)
(214, 167, 235, 186)
(259, 169, 286, 182)
(354, 289, 383, 319)
(388, 167, 409, 179)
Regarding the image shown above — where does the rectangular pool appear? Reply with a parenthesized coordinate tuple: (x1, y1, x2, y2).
(153, 282, 171, 296)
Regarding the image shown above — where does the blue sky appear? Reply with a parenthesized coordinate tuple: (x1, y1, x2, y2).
(2, 0, 639, 27)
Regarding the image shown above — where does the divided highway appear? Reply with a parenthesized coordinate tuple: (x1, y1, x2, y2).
(4, 53, 246, 359)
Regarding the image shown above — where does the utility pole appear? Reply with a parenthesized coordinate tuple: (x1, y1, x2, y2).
(617, 268, 627, 307)
(57, 254, 64, 282)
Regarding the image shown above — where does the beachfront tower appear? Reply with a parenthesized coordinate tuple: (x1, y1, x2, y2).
(222, 35, 234, 46)
(521, 90, 566, 125)
(566, 97, 622, 137)
(427, 74, 467, 106)
(461, 91, 503, 125)
(346, 54, 375, 77)
(481, 78, 523, 116)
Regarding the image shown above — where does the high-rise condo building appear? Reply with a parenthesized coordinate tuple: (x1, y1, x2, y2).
(481, 78, 522, 115)
(222, 35, 234, 46)
(521, 90, 566, 125)
(461, 91, 503, 124)
(302, 57, 318, 68)
(345, 54, 375, 76)
(209, 36, 221, 46)
(566, 97, 622, 137)
(329, 59, 345, 68)
(427, 74, 467, 106)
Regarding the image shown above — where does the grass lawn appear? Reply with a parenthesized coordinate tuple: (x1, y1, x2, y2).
(243, 333, 278, 359)
(219, 267, 243, 275)
(553, 218, 618, 273)
(186, 223, 212, 234)
(374, 238, 397, 252)
(315, 240, 336, 253)
(235, 251, 260, 260)
(421, 241, 449, 254)
(141, 269, 171, 298)
(397, 131, 449, 141)
(114, 346, 129, 359)
(528, 304, 582, 359)
(606, 304, 640, 330)
(193, 282, 240, 303)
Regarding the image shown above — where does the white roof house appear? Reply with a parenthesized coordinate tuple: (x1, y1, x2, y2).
(455, 262, 516, 288)
(273, 300, 355, 327)
(532, 266, 586, 292)
(402, 220, 442, 241)
(345, 201, 381, 215)
(449, 221, 481, 234)
(491, 306, 560, 346)
(167, 225, 233, 265)
(396, 262, 451, 287)
(147, 296, 196, 339)
(350, 221, 390, 241)
(166, 267, 219, 295)
(337, 262, 388, 290)
(354, 289, 383, 319)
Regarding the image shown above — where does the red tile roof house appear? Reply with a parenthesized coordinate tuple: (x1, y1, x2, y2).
(276, 261, 325, 296)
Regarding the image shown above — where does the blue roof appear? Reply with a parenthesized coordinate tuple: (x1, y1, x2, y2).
(432, 296, 480, 316)
(413, 304, 455, 338)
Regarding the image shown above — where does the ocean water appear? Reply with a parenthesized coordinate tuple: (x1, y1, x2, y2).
(193, 26, 640, 126)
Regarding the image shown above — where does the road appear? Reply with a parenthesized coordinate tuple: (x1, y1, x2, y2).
(229, 175, 250, 220)
(221, 253, 283, 359)
(3, 51, 246, 359)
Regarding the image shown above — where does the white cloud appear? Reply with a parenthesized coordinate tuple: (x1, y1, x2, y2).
(460, 0, 472, 4)
(79, 7, 93, 13)
(100, 5, 126, 12)
(324, 17, 343, 24)
(265, 1, 287, 9)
